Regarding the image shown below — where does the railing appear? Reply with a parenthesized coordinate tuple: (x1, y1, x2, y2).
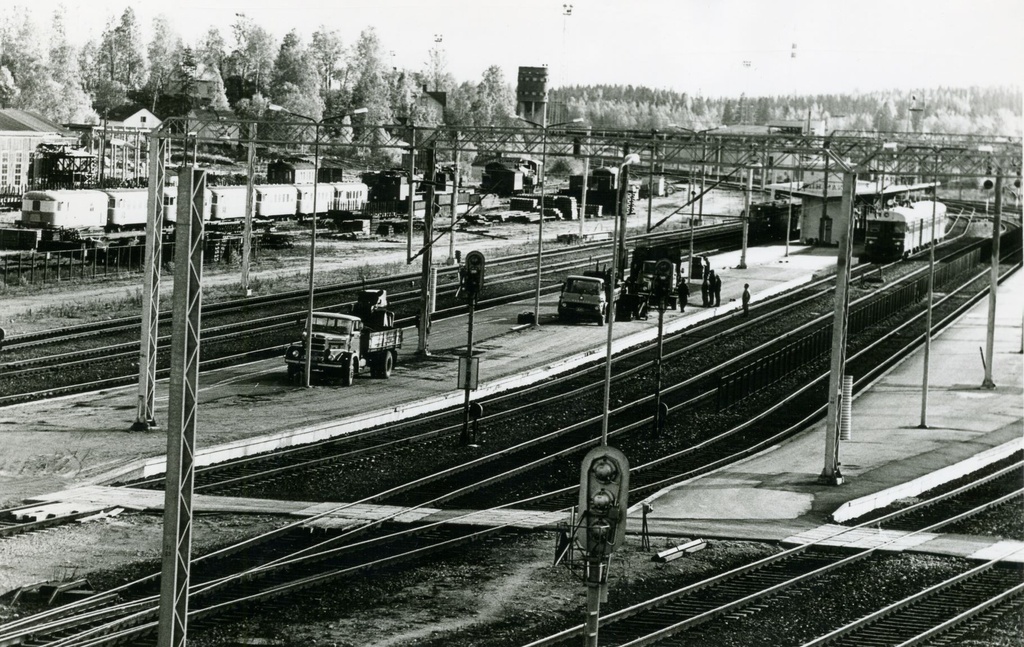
(0, 238, 266, 287)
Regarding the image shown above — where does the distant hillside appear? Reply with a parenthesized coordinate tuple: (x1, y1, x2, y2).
(549, 85, 1022, 137)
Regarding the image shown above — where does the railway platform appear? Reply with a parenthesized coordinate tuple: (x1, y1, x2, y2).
(0, 241, 835, 503)
(636, 268, 1024, 562)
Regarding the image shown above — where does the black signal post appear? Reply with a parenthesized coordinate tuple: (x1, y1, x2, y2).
(652, 259, 675, 435)
(460, 251, 485, 446)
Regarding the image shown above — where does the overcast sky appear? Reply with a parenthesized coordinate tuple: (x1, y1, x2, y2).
(21, 0, 1024, 98)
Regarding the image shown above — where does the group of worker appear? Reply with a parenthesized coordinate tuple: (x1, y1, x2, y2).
(686, 256, 752, 316)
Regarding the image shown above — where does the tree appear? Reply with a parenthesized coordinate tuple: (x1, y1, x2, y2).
(47, 9, 95, 123)
(205, 67, 231, 111)
(349, 27, 395, 125)
(270, 30, 323, 120)
(146, 15, 182, 112)
(721, 100, 737, 126)
(874, 98, 897, 133)
(473, 65, 515, 127)
(228, 15, 276, 98)
(0, 9, 48, 111)
(97, 8, 147, 92)
(0, 66, 19, 108)
(444, 81, 476, 127)
(198, 28, 227, 76)
(174, 46, 199, 109)
(421, 42, 455, 94)
(310, 26, 344, 95)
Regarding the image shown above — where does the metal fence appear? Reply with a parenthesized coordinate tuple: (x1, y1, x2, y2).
(1, 237, 269, 287)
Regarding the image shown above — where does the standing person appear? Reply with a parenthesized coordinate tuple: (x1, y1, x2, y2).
(702, 255, 711, 280)
(700, 275, 709, 307)
(678, 279, 689, 312)
(712, 271, 722, 307)
(742, 283, 751, 316)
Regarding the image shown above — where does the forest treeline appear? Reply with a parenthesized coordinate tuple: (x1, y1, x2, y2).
(1, 6, 1019, 138)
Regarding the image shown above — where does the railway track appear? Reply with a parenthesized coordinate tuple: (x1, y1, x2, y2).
(121, 235, 992, 506)
(0, 226, 1016, 644)
(4, 248, 1019, 647)
(0, 250, 1018, 647)
(0, 224, 741, 406)
(526, 458, 1024, 647)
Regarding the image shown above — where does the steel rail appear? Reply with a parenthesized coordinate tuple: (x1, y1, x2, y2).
(4, 260, 1015, 647)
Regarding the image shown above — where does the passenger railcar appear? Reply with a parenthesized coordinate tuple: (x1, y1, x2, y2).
(863, 200, 947, 262)
(17, 181, 370, 235)
(210, 186, 250, 221)
(105, 188, 150, 230)
(328, 181, 368, 213)
(162, 186, 213, 224)
(21, 190, 108, 230)
(256, 185, 300, 218)
(295, 183, 334, 216)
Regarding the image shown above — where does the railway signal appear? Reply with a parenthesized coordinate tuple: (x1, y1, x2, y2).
(460, 251, 485, 446)
(577, 445, 629, 646)
(462, 250, 486, 299)
(652, 259, 676, 307)
(577, 446, 629, 558)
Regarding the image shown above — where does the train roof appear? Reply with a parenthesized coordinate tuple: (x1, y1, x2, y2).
(869, 200, 947, 223)
(23, 189, 108, 200)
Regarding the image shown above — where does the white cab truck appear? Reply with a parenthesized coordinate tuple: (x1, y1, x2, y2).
(558, 273, 612, 325)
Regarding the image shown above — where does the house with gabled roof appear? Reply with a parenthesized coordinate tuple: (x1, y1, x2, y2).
(105, 104, 162, 131)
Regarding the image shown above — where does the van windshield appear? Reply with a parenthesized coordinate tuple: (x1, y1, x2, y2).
(566, 279, 600, 295)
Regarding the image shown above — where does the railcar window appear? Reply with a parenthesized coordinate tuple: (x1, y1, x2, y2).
(32, 200, 40, 211)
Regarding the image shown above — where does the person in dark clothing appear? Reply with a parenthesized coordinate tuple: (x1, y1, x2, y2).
(742, 283, 751, 316)
(712, 271, 722, 307)
(700, 276, 709, 306)
(678, 280, 689, 311)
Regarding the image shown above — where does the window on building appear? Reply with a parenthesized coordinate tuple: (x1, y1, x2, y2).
(1, 152, 8, 185)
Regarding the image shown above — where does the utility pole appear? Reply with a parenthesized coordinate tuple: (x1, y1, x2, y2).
(157, 167, 206, 647)
(739, 164, 753, 269)
(418, 144, 437, 355)
(982, 172, 1003, 388)
(821, 169, 857, 485)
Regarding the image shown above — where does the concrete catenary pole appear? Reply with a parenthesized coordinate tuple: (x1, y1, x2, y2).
(821, 169, 857, 485)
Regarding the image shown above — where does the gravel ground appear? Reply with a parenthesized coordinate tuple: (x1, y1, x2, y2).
(1, 191, 1018, 645)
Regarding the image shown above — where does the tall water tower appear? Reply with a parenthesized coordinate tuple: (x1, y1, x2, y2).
(517, 66, 549, 126)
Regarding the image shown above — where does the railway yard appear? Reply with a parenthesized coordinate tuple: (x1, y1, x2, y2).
(0, 185, 1022, 647)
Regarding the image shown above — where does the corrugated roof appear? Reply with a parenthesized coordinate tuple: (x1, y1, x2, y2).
(0, 109, 67, 133)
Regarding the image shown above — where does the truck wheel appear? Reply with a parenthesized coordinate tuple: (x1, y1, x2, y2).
(341, 357, 356, 386)
(597, 310, 606, 326)
(380, 351, 394, 378)
(287, 364, 300, 385)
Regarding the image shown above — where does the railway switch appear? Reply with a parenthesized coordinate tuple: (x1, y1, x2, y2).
(576, 446, 630, 558)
